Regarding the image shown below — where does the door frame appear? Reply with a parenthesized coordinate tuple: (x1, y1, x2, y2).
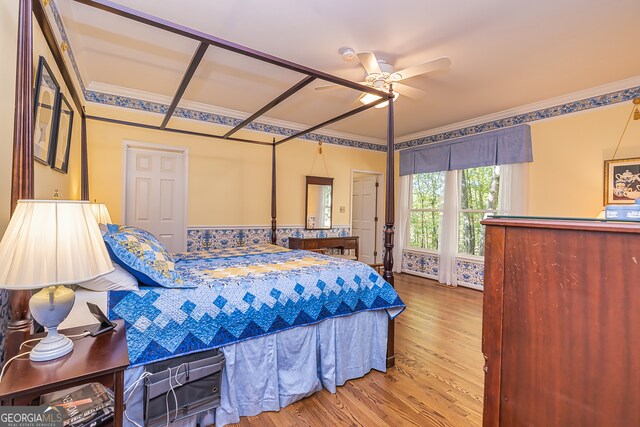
(350, 169, 384, 263)
(122, 140, 189, 251)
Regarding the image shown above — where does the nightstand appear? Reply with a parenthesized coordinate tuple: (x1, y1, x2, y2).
(0, 319, 129, 427)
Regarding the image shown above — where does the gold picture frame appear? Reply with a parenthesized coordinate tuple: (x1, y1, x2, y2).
(604, 157, 640, 205)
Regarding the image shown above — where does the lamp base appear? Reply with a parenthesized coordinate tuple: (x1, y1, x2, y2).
(28, 285, 76, 362)
(30, 327, 74, 361)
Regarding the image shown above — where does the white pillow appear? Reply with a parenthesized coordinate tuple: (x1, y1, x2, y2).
(77, 263, 139, 291)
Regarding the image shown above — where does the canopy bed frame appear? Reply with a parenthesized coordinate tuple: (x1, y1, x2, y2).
(9, 0, 397, 367)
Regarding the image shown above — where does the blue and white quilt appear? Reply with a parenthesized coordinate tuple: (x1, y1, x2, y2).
(108, 244, 405, 366)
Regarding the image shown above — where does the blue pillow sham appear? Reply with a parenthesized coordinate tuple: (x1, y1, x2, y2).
(106, 224, 181, 261)
(103, 225, 193, 289)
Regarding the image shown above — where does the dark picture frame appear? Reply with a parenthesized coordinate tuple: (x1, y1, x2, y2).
(51, 93, 74, 173)
(604, 157, 640, 205)
(33, 56, 61, 166)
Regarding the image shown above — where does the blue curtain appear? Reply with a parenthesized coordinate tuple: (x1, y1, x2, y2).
(399, 124, 533, 176)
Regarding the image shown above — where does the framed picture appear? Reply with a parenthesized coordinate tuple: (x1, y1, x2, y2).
(33, 56, 61, 165)
(604, 157, 640, 205)
(51, 93, 74, 173)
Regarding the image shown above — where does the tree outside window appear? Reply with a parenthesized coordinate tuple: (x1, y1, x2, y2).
(458, 166, 500, 257)
(408, 172, 444, 251)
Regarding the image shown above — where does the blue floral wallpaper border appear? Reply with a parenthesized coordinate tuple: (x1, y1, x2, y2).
(187, 225, 351, 252)
(401, 249, 484, 289)
(84, 91, 387, 152)
(397, 85, 640, 150)
(49, 2, 640, 154)
(49, 0, 86, 92)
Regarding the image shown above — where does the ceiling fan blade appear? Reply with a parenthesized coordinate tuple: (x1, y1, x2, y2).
(394, 57, 451, 81)
(357, 51, 382, 75)
(394, 83, 424, 99)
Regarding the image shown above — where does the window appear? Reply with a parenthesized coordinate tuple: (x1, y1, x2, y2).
(458, 166, 500, 257)
(408, 172, 445, 251)
(407, 166, 500, 256)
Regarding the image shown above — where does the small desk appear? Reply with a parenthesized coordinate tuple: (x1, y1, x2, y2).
(289, 236, 359, 260)
(0, 320, 129, 427)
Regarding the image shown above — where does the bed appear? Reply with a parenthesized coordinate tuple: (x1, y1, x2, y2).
(60, 242, 404, 425)
(8, 0, 401, 425)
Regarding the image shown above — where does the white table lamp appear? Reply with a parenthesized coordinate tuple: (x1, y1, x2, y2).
(90, 202, 112, 224)
(0, 200, 114, 361)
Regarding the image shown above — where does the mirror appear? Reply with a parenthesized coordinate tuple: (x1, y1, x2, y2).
(305, 176, 334, 230)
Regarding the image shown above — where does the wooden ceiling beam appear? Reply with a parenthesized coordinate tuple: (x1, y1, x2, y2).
(160, 42, 208, 129)
(275, 97, 388, 146)
(223, 76, 316, 139)
(87, 115, 274, 146)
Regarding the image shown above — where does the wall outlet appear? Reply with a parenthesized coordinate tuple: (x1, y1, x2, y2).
(340, 206, 345, 213)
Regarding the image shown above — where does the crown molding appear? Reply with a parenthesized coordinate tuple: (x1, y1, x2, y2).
(398, 75, 640, 144)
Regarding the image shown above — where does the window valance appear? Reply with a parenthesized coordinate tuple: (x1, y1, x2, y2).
(399, 124, 533, 176)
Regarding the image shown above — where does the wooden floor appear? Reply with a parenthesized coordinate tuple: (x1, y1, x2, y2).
(230, 273, 485, 427)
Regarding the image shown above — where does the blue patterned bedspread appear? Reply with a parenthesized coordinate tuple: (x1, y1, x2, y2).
(108, 244, 405, 366)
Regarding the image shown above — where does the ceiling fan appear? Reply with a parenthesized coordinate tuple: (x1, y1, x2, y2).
(316, 50, 451, 108)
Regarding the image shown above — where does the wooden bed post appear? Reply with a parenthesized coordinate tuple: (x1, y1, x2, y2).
(81, 113, 90, 200)
(271, 139, 277, 245)
(8, 0, 34, 332)
(384, 90, 396, 368)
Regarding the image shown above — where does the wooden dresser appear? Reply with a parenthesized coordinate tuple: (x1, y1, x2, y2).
(481, 217, 640, 427)
(288, 236, 359, 260)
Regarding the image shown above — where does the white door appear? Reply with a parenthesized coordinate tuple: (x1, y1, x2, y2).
(125, 146, 186, 253)
(352, 174, 379, 264)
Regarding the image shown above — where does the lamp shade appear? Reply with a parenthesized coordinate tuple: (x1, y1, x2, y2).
(91, 203, 112, 224)
(0, 200, 114, 290)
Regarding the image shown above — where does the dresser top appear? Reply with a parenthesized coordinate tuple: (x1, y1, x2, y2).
(482, 216, 640, 234)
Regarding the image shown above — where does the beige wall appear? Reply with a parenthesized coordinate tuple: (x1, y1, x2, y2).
(85, 106, 386, 227)
(528, 101, 640, 217)
(0, 4, 82, 237)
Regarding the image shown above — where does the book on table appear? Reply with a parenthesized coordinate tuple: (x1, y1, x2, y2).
(40, 382, 114, 427)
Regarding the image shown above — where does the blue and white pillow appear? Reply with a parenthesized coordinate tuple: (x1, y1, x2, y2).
(103, 226, 193, 289)
(106, 224, 182, 261)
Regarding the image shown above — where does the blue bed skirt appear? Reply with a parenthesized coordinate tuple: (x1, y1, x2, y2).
(123, 309, 388, 426)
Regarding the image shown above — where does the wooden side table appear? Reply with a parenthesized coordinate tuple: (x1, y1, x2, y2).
(0, 320, 129, 427)
(288, 236, 359, 259)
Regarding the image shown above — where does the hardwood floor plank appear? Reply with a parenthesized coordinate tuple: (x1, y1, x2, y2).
(227, 274, 484, 426)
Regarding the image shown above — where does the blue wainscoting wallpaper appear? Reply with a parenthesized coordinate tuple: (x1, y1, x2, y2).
(402, 249, 484, 289)
(456, 258, 485, 288)
(402, 250, 439, 278)
(187, 225, 351, 251)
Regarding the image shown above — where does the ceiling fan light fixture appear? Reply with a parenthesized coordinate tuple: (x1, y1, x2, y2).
(360, 93, 382, 105)
(340, 47, 356, 61)
(359, 91, 400, 109)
